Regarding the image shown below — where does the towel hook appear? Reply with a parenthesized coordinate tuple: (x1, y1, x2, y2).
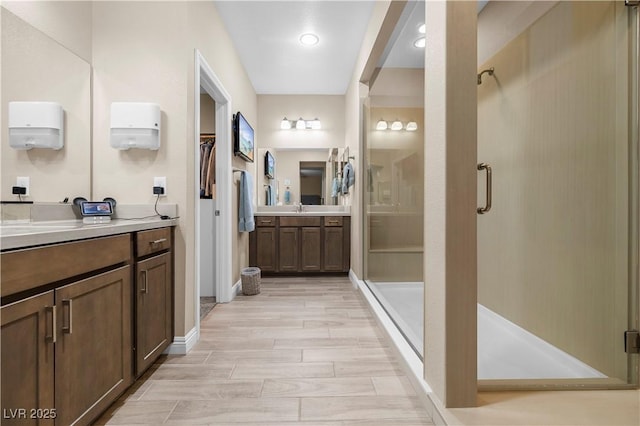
(477, 67, 494, 85)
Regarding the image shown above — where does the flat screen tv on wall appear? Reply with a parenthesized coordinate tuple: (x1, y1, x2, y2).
(265, 150, 275, 179)
(233, 111, 254, 162)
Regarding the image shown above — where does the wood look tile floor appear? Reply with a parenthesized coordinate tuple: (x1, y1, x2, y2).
(94, 277, 432, 425)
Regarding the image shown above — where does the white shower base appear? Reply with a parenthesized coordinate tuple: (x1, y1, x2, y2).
(367, 281, 606, 380)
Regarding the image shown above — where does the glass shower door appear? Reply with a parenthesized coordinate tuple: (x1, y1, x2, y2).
(477, 0, 638, 387)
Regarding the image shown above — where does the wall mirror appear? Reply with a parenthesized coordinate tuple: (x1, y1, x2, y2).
(1, 8, 92, 202)
(256, 147, 346, 206)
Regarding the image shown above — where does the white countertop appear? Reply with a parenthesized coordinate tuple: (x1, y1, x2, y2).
(254, 205, 351, 217)
(0, 218, 178, 251)
(254, 211, 350, 217)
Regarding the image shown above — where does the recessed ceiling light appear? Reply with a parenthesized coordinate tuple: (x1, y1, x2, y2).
(300, 33, 319, 46)
(414, 37, 425, 48)
(418, 23, 425, 34)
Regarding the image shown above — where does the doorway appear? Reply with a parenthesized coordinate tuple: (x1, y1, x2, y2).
(194, 50, 234, 341)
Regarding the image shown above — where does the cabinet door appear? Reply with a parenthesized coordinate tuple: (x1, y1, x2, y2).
(136, 253, 172, 376)
(54, 266, 132, 426)
(323, 227, 345, 272)
(301, 227, 321, 271)
(1, 292, 55, 426)
(256, 228, 277, 272)
(279, 228, 299, 272)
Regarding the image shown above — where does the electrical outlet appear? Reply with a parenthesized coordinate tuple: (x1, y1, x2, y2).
(153, 177, 166, 196)
(16, 176, 30, 196)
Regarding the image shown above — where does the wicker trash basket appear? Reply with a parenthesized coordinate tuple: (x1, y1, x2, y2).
(241, 267, 261, 295)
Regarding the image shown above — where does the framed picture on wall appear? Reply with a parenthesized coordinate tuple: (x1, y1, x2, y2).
(265, 150, 275, 179)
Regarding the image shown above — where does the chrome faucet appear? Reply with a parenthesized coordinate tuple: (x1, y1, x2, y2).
(296, 202, 305, 213)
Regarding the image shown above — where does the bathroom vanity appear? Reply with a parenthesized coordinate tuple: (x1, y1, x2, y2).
(249, 211, 350, 275)
(0, 219, 176, 426)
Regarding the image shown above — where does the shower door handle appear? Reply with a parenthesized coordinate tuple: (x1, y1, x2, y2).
(477, 163, 492, 214)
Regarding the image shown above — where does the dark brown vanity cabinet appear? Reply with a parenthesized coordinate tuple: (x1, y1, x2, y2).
(0, 235, 133, 426)
(134, 228, 173, 376)
(254, 217, 277, 272)
(0, 227, 175, 426)
(250, 215, 350, 274)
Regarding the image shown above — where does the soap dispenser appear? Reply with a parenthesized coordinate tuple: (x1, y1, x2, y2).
(284, 186, 291, 204)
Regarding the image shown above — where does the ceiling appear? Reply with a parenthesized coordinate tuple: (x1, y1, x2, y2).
(214, 1, 490, 96)
(214, 1, 376, 95)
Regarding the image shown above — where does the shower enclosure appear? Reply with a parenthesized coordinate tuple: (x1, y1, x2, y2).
(476, 0, 639, 387)
(363, 0, 639, 388)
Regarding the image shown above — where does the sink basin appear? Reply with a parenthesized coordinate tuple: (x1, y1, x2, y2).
(0, 222, 82, 236)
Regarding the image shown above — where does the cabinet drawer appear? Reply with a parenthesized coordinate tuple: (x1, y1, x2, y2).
(1, 234, 131, 298)
(324, 217, 343, 227)
(136, 228, 172, 257)
(279, 216, 321, 227)
(256, 216, 276, 227)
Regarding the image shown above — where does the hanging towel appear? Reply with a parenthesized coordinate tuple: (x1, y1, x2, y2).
(238, 171, 255, 232)
(331, 177, 341, 197)
(342, 162, 355, 194)
(270, 184, 277, 205)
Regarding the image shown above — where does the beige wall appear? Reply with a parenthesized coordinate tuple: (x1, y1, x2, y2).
(424, 0, 478, 407)
(1, 0, 92, 62)
(344, 1, 393, 277)
(257, 95, 345, 150)
(91, 1, 257, 337)
(477, 0, 630, 379)
(1, 7, 91, 202)
(186, 1, 257, 289)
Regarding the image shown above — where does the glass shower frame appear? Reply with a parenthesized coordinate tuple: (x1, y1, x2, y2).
(476, 1, 639, 390)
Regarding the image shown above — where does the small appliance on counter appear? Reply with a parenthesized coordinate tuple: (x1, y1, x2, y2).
(73, 197, 116, 224)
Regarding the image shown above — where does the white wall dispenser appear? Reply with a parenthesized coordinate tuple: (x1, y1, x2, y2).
(8, 101, 64, 150)
(110, 102, 161, 150)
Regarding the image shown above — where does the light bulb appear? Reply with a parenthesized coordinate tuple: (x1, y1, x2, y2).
(280, 117, 291, 130)
(376, 120, 388, 131)
(406, 121, 418, 131)
(391, 120, 403, 131)
(311, 118, 321, 130)
(295, 118, 305, 130)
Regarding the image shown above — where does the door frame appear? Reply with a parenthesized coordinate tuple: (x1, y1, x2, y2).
(194, 49, 233, 340)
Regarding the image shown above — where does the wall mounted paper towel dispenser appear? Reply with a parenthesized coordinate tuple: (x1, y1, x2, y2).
(110, 102, 161, 150)
(8, 101, 64, 150)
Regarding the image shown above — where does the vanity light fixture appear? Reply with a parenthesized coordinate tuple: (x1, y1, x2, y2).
(280, 117, 322, 130)
(376, 119, 388, 131)
(280, 117, 292, 130)
(300, 33, 319, 46)
(414, 37, 426, 48)
(376, 119, 418, 132)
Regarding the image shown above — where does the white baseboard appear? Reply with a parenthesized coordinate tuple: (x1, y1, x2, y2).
(232, 279, 242, 299)
(164, 326, 198, 355)
(355, 275, 446, 425)
(348, 269, 359, 290)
